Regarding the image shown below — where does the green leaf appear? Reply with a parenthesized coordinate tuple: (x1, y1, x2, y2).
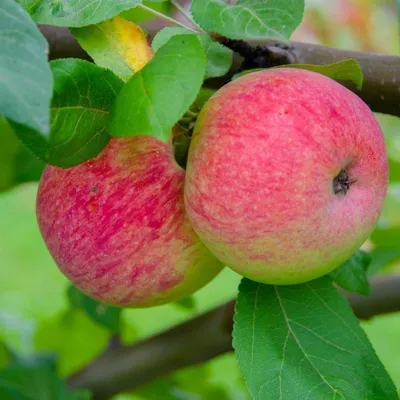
(0, 355, 90, 400)
(173, 296, 197, 312)
(67, 285, 122, 333)
(193, 88, 217, 111)
(0, 118, 21, 192)
(235, 59, 364, 90)
(378, 184, 400, 226)
(136, 363, 230, 400)
(35, 310, 109, 376)
(17, 0, 143, 27)
(371, 226, 400, 249)
(151, 28, 190, 52)
(109, 34, 206, 141)
(368, 248, 400, 275)
(0, 117, 45, 192)
(121, 1, 172, 23)
(282, 59, 364, 90)
(13, 146, 45, 185)
(0, 0, 52, 135)
(388, 158, 400, 182)
(191, 0, 305, 40)
(329, 250, 372, 296)
(14, 59, 123, 168)
(152, 28, 232, 79)
(397, 0, 400, 46)
(233, 277, 397, 400)
(200, 35, 233, 79)
(0, 343, 10, 369)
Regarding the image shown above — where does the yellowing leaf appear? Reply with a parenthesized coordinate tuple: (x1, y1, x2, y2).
(72, 16, 153, 81)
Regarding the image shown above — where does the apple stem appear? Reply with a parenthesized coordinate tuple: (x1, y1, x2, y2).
(184, 109, 199, 118)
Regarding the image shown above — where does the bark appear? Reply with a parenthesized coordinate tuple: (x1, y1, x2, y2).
(68, 275, 400, 399)
(39, 25, 400, 118)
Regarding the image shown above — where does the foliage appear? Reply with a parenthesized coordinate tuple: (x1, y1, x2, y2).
(191, 0, 305, 40)
(109, 34, 206, 141)
(15, 59, 123, 168)
(329, 250, 372, 296)
(18, 0, 142, 27)
(152, 27, 233, 79)
(0, 354, 90, 399)
(234, 59, 364, 89)
(0, 0, 52, 135)
(1, 1, 400, 399)
(234, 277, 397, 399)
(0, 118, 45, 193)
(71, 17, 152, 82)
(67, 285, 122, 334)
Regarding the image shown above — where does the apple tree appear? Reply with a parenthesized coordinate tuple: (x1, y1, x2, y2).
(1, 0, 400, 399)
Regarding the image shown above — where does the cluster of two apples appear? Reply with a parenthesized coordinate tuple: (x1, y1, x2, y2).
(37, 68, 388, 307)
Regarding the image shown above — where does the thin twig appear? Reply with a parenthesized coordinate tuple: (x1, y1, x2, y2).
(170, 0, 205, 32)
(137, 4, 198, 32)
(184, 109, 199, 118)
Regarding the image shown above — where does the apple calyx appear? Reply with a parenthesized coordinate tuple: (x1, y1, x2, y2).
(333, 169, 354, 195)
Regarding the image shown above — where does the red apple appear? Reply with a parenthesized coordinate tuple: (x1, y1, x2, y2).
(185, 68, 388, 285)
(36, 137, 223, 307)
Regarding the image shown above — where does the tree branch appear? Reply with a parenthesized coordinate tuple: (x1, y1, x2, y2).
(345, 275, 400, 319)
(67, 275, 400, 399)
(67, 301, 234, 399)
(279, 40, 400, 118)
(39, 25, 91, 61)
(39, 25, 400, 118)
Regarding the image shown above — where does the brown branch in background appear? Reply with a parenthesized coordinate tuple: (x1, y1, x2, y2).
(210, 38, 400, 118)
(280, 40, 400, 118)
(67, 301, 234, 400)
(67, 275, 400, 400)
(39, 25, 91, 61)
(39, 25, 400, 119)
(345, 275, 400, 319)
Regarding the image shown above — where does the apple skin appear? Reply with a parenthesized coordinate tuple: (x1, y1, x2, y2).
(36, 137, 223, 307)
(185, 68, 388, 285)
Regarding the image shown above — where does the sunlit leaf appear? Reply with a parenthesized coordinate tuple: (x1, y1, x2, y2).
(109, 34, 206, 141)
(152, 27, 232, 79)
(72, 17, 153, 82)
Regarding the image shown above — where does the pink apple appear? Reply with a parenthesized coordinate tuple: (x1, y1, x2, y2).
(185, 68, 388, 285)
(36, 137, 223, 307)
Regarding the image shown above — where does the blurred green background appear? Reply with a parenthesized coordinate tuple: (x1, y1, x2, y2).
(2, 0, 400, 398)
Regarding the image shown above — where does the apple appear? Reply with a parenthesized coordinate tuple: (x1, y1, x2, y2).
(184, 68, 388, 285)
(36, 137, 223, 307)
